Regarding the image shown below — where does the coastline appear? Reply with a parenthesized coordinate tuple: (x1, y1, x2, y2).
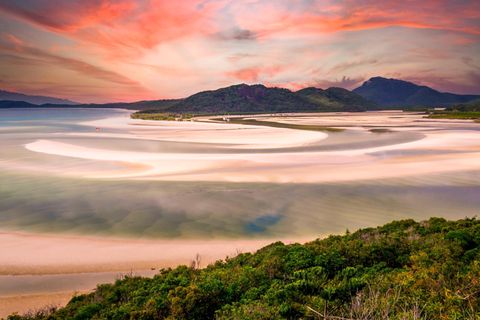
(23, 115, 480, 182)
(0, 230, 303, 317)
(0, 230, 299, 276)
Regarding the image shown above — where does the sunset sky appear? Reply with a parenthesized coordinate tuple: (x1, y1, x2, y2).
(0, 0, 479, 103)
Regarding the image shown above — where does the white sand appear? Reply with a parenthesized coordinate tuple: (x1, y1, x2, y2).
(0, 231, 293, 276)
(23, 112, 480, 182)
(81, 116, 328, 148)
(0, 230, 306, 317)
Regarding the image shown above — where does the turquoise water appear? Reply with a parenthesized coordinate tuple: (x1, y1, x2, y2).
(0, 108, 479, 239)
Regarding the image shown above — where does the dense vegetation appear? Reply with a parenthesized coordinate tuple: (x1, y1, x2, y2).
(427, 111, 480, 120)
(448, 99, 480, 113)
(166, 84, 376, 114)
(297, 87, 378, 111)
(9, 217, 480, 320)
(2, 84, 377, 113)
(426, 100, 480, 120)
(353, 77, 480, 107)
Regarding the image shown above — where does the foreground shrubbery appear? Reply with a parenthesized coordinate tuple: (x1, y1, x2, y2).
(9, 217, 480, 319)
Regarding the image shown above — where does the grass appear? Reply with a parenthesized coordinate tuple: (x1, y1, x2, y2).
(131, 112, 194, 121)
(368, 128, 393, 133)
(426, 111, 480, 120)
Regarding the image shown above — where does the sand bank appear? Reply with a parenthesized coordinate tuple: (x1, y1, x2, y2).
(24, 127, 480, 182)
(0, 291, 84, 318)
(0, 231, 294, 276)
(0, 230, 306, 316)
(0, 230, 299, 316)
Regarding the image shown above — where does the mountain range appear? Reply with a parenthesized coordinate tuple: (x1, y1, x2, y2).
(1, 77, 479, 113)
(353, 77, 480, 107)
(0, 84, 378, 113)
(0, 89, 77, 105)
(166, 84, 376, 113)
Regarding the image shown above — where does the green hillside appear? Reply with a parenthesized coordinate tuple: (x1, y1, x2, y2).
(427, 99, 480, 120)
(297, 87, 378, 111)
(448, 99, 480, 112)
(165, 84, 377, 114)
(8, 217, 480, 319)
(131, 84, 378, 119)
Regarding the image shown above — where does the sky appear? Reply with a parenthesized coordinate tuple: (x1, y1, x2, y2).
(0, 0, 479, 103)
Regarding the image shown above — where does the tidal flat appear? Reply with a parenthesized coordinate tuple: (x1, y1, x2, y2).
(1, 108, 480, 316)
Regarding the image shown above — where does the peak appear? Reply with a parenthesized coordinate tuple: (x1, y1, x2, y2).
(360, 77, 418, 89)
(232, 83, 264, 87)
(297, 87, 324, 93)
(362, 77, 392, 85)
(326, 87, 349, 92)
(369, 76, 388, 81)
(365, 77, 414, 84)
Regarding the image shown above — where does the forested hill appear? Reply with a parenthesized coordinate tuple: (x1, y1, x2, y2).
(165, 84, 377, 113)
(9, 217, 480, 320)
(4, 77, 480, 112)
(0, 84, 377, 113)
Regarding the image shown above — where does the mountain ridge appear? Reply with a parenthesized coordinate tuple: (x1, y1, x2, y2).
(0, 83, 377, 113)
(166, 83, 376, 114)
(353, 76, 480, 107)
(0, 89, 78, 105)
(2, 77, 479, 112)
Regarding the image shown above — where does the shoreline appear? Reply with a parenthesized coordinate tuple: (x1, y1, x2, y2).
(0, 291, 86, 318)
(0, 230, 308, 276)
(0, 230, 308, 317)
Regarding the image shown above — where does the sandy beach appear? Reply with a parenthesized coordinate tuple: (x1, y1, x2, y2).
(22, 112, 480, 182)
(0, 231, 292, 317)
(0, 231, 292, 275)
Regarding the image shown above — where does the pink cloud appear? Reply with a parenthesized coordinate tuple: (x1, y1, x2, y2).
(265, 76, 364, 91)
(226, 66, 285, 82)
(1, 39, 140, 87)
(403, 72, 480, 95)
(230, 0, 480, 38)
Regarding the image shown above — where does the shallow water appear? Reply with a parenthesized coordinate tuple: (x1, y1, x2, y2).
(0, 108, 479, 239)
(0, 270, 158, 296)
(1, 171, 480, 238)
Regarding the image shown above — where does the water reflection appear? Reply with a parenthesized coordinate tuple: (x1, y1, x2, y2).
(0, 109, 479, 239)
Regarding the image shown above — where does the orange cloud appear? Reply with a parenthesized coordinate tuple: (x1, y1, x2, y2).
(1, 35, 144, 88)
(0, 0, 216, 58)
